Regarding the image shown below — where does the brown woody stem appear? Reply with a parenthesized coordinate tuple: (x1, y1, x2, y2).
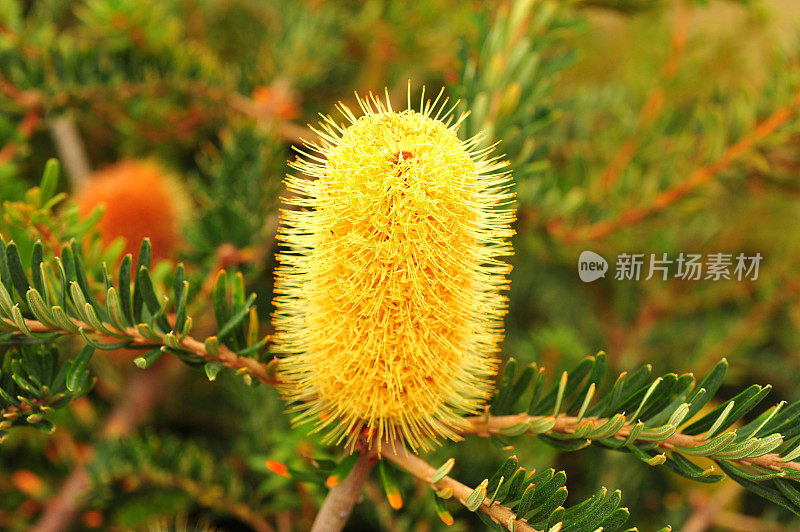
(382, 443, 538, 532)
(311, 452, 376, 532)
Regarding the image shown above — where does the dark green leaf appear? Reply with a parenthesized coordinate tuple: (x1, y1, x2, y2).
(66, 345, 94, 392)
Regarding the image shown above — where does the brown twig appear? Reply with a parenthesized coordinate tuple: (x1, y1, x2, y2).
(463, 414, 800, 474)
(310, 451, 376, 532)
(48, 116, 92, 188)
(597, 0, 692, 192)
(714, 509, 800, 532)
(679, 483, 741, 532)
(552, 90, 800, 243)
(382, 443, 538, 532)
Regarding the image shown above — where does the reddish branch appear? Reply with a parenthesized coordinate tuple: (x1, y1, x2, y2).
(597, 0, 693, 192)
(382, 443, 538, 532)
(464, 414, 800, 474)
(1, 316, 278, 386)
(553, 90, 800, 243)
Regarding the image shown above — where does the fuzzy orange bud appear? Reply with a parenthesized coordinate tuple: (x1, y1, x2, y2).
(12, 469, 46, 498)
(74, 160, 189, 261)
(273, 87, 515, 452)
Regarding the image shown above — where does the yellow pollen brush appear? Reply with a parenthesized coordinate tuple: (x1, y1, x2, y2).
(272, 85, 516, 453)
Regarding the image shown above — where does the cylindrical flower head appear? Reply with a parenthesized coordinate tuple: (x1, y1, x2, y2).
(273, 88, 515, 452)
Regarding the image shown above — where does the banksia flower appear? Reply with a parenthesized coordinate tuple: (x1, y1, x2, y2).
(273, 88, 515, 452)
(75, 160, 190, 260)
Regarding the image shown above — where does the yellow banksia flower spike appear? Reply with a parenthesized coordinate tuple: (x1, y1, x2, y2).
(272, 86, 516, 453)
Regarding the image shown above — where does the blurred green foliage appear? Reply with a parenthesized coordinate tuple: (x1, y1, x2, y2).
(2, 0, 800, 530)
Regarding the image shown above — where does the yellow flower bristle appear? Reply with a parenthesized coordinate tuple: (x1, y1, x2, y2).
(272, 87, 515, 452)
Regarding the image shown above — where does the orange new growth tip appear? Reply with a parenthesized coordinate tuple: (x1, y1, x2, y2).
(273, 87, 515, 452)
(75, 160, 189, 261)
(437, 509, 455, 526)
(266, 460, 290, 478)
(387, 492, 404, 510)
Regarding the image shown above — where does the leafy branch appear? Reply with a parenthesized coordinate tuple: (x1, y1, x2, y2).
(0, 231, 277, 437)
(88, 434, 275, 532)
(0, 235, 274, 375)
(0, 344, 94, 440)
(453, 0, 575, 184)
(382, 444, 660, 532)
(465, 354, 800, 515)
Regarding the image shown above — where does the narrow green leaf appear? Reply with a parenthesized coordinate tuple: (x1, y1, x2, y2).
(70, 241, 105, 320)
(663, 452, 723, 483)
(526, 470, 566, 512)
(134, 349, 163, 369)
(0, 282, 15, 318)
(212, 270, 230, 334)
(527, 367, 546, 414)
(566, 352, 606, 415)
(78, 328, 132, 350)
(204, 361, 223, 381)
(684, 385, 768, 436)
(136, 267, 170, 332)
(173, 265, 187, 334)
(560, 486, 607, 529)
(587, 413, 627, 440)
(378, 461, 403, 509)
(54, 257, 68, 308)
(598, 507, 630, 531)
(105, 287, 129, 330)
(431, 458, 455, 483)
(539, 435, 592, 451)
(717, 461, 800, 516)
(6, 242, 31, 303)
(684, 359, 728, 421)
(0, 237, 12, 301)
(217, 293, 256, 342)
(674, 430, 737, 456)
(118, 254, 134, 325)
(487, 456, 519, 495)
(30, 241, 45, 295)
(136, 238, 152, 272)
(535, 357, 593, 416)
(526, 486, 567, 523)
(50, 306, 79, 333)
(465, 481, 488, 511)
(491, 358, 518, 414)
(40, 158, 60, 202)
(25, 289, 59, 329)
(628, 445, 666, 466)
(66, 346, 94, 391)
